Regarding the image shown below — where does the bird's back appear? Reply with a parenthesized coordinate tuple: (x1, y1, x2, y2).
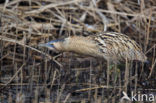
(93, 32, 147, 62)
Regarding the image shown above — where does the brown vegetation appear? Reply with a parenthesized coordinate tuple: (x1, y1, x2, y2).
(0, 0, 156, 102)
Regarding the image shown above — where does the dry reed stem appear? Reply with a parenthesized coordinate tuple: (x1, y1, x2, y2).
(0, 0, 156, 102)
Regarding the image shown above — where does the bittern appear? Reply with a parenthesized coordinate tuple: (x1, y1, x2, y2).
(39, 32, 147, 63)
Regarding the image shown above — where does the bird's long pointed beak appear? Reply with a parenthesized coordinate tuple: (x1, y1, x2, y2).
(38, 43, 52, 47)
(39, 39, 64, 50)
(38, 42, 55, 50)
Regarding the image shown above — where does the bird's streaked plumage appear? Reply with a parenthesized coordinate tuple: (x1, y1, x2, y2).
(39, 32, 147, 63)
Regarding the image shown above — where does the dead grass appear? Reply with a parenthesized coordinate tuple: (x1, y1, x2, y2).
(0, 0, 156, 103)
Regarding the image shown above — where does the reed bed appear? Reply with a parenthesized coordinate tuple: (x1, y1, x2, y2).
(0, 0, 156, 103)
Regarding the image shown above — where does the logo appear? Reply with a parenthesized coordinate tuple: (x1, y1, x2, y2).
(120, 91, 131, 101)
(120, 91, 155, 102)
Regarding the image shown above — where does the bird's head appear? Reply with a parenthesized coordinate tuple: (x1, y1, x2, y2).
(39, 38, 69, 52)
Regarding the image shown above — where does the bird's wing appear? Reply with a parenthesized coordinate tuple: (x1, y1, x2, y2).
(93, 32, 145, 61)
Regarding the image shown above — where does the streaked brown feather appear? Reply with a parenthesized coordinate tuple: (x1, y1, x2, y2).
(92, 32, 146, 62)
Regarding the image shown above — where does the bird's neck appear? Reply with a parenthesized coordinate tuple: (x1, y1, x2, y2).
(62, 36, 102, 57)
